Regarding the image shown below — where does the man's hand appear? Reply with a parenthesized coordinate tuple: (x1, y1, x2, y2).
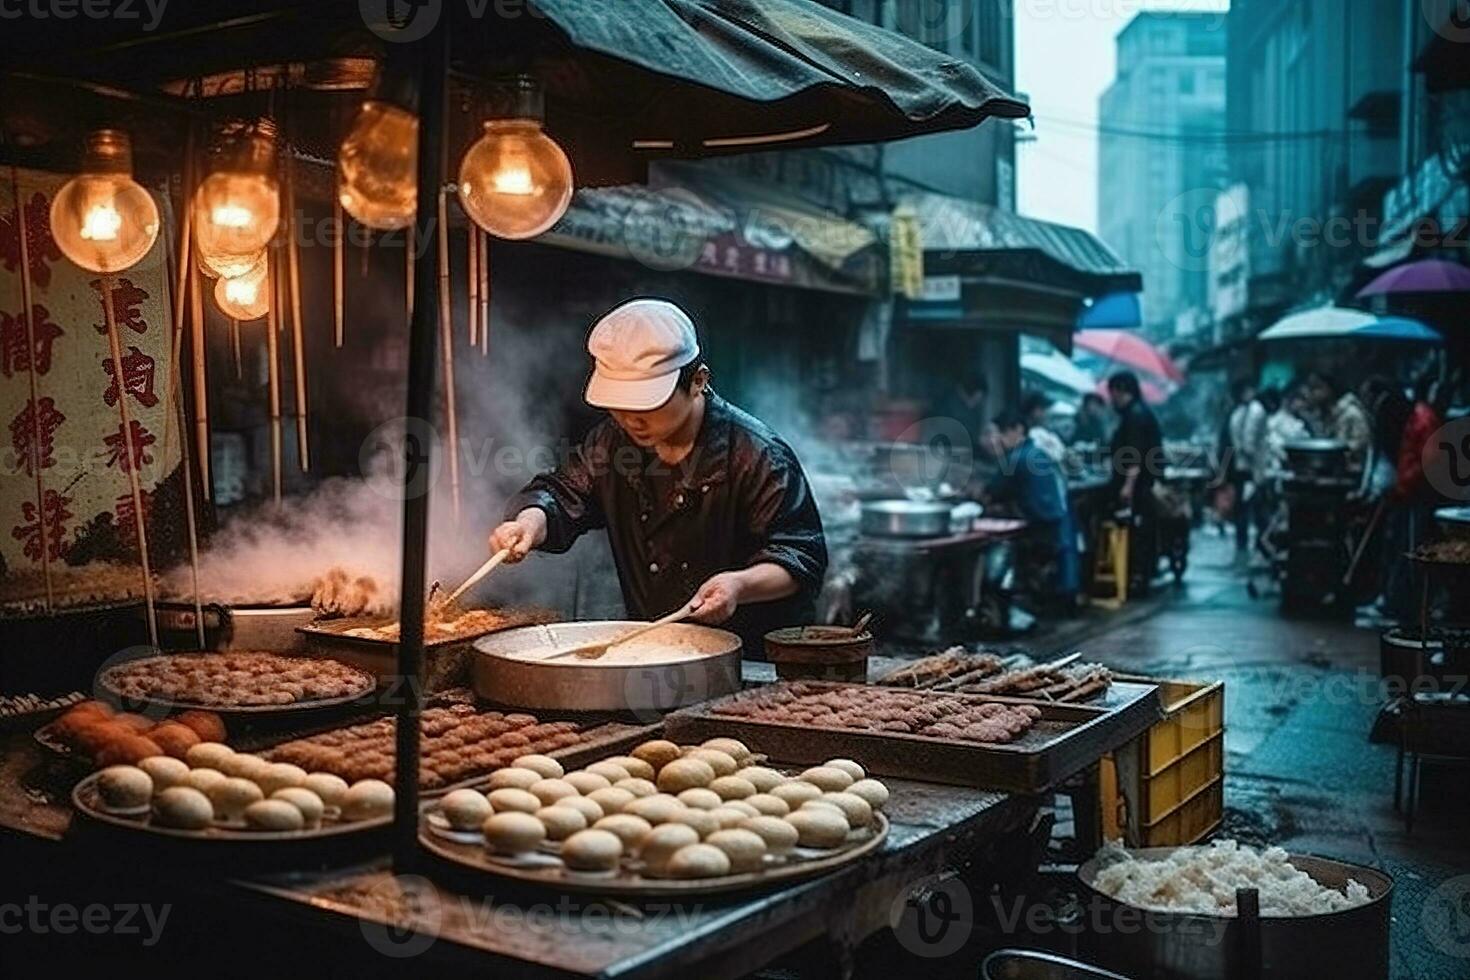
(687, 571, 745, 625)
(488, 508, 548, 563)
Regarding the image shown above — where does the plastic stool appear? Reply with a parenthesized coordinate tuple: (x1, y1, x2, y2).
(1092, 521, 1129, 609)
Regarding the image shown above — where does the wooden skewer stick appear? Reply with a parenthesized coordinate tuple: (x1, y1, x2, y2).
(437, 187, 461, 519)
(264, 256, 283, 505)
(230, 317, 242, 379)
(173, 316, 207, 649)
(479, 230, 490, 356)
(467, 224, 478, 348)
(102, 275, 158, 648)
(8, 168, 52, 610)
(334, 196, 345, 348)
(189, 260, 210, 500)
(286, 160, 310, 472)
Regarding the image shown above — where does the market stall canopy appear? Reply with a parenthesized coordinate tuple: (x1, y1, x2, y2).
(1, 0, 1030, 184)
(899, 193, 1141, 352)
(1021, 351, 1098, 397)
(1258, 306, 1444, 344)
(1357, 258, 1470, 298)
(1074, 329, 1186, 384)
(1077, 292, 1143, 330)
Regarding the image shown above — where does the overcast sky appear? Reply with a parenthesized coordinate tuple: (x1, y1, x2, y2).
(1014, 0, 1230, 236)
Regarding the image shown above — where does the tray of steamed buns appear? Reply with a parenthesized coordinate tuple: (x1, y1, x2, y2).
(417, 736, 891, 896)
(71, 738, 396, 841)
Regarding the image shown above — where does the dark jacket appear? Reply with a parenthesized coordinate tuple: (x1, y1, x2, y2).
(1110, 398, 1164, 497)
(504, 393, 827, 656)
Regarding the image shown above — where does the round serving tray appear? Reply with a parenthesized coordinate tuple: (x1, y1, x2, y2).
(418, 805, 888, 898)
(96, 653, 379, 718)
(72, 770, 390, 842)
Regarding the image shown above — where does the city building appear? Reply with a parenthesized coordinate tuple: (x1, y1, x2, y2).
(1097, 11, 1228, 343)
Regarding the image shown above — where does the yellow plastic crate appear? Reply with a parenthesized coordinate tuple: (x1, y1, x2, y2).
(1141, 777, 1224, 847)
(1100, 677, 1225, 846)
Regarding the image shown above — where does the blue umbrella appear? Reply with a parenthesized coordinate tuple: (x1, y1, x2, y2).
(1077, 292, 1143, 330)
(1258, 306, 1442, 344)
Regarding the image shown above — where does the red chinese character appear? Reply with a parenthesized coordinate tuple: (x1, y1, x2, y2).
(99, 419, 156, 473)
(0, 304, 64, 378)
(102, 346, 159, 408)
(115, 490, 153, 537)
(9, 396, 65, 475)
(11, 489, 72, 562)
(0, 190, 63, 288)
(91, 277, 150, 335)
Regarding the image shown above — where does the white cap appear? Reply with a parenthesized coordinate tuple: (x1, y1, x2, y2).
(583, 299, 700, 411)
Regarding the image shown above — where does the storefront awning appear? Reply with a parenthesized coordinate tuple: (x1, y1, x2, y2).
(537, 168, 882, 295)
(896, 193, 1142, 352)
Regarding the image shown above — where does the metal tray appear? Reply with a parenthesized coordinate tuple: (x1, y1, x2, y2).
(96, 653, 379, 718)
(665, 681, 1162, 794)
(419, 805, 889, 898)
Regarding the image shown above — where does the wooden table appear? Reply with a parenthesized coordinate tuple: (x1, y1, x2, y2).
(0, 732, 1040, 979)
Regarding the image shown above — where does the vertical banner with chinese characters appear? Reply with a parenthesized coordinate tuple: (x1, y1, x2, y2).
(0, 167, 179, 582)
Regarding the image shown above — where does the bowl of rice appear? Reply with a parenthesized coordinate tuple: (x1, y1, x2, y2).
(1075, 840, 1393, 980)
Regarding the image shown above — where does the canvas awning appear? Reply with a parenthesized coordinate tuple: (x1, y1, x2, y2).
(538, 170, 882, 294)
(897, 193, 1142, 352)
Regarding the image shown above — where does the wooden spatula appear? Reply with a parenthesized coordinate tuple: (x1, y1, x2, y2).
(544, 601, 701, 661)
(441, 549, 511, 609)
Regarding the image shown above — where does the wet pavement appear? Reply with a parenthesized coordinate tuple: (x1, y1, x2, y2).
(1034, 530, 1470, 979)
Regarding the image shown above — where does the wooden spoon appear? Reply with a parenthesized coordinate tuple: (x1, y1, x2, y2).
(544, 601, 701, 661)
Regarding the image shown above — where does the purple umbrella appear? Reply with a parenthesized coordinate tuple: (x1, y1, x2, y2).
(1358, 259, 1470, 298)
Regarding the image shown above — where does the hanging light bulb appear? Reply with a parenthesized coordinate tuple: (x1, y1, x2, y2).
(213, 251, 269, 320)
(457, 76, 573, 240)
(50, 129, 161, 273)
(338, 49, 420, 230)
(193, 119, 281, 278)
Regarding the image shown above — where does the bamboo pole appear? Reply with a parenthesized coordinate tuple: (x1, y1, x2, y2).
(230, 318, 242, 379)
(189, 261, 210, 500)
(467, 224, 478, 348)
(102, 275, 158, 648)
(436, 187, 460, 518)
(265, 256, 283, 505)
(161, 92, 196, 470)
(479, 230, 490, 356)
(8, 168, 52, 609)
(334, 197, 345, 347)
(286, 159, 310, 472)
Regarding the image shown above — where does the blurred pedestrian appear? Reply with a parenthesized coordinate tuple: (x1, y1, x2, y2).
(1022, 390, 1066, 464)
(990, 409, 1080, 609)
(1304, 371, 1372, 468)
(1107, 371, 1163, 592)
(1073, 392, 1112, 445)
(1227, 379, 1267, 562)
(936, 365, 990, 455)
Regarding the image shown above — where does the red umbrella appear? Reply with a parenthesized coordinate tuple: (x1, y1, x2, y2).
(1357, 259, 1470, 297)
(1075, 329, 1186, 383)
(1097, 378, 1171, 407)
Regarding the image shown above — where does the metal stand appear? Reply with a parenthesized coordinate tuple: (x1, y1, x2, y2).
(393, 27, 446, 871)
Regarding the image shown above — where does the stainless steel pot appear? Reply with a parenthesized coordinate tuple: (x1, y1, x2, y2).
(1076, 848, 1393, 980)
(1283, 439, 1349, 479)
(472, 620, 742, 712)
(1435, 506, 1470, 541)
(859, 500, 953, 538)
(151, 602, 314, 652)
(982, 950, 1128, 980)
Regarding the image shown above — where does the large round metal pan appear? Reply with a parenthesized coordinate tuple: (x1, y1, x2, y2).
(419, 805, 888, 898)
(471, 620, 742, 712)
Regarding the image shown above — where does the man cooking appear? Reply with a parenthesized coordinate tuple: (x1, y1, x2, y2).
(489, 299, 828, 657)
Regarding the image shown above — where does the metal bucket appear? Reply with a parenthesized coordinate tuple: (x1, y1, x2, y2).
(472, 620, 742, 713)
(1075, 848, 1393, 980)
